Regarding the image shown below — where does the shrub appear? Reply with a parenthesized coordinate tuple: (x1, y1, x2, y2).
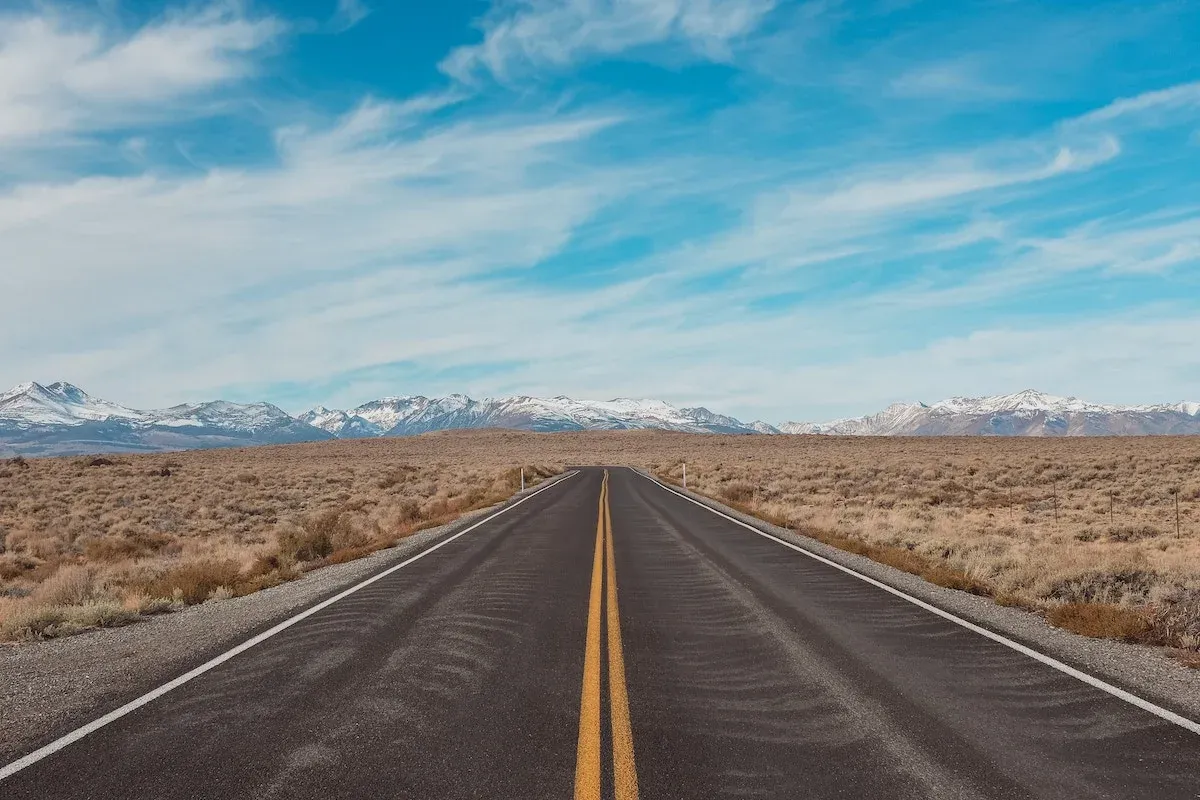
(1108, 524, 1161, 542)
(720, 482, 756, 503)
(0, 601, 137, 641)
(276, 509, 367, 562)
(144, 560, 241, 605)
(1151, 588, 1200, 651)
(1048, 569, 1157, 605)
(83, 526, 172, 561)
(31, 565, 98, 606)
(1046, 603, 1151, 642)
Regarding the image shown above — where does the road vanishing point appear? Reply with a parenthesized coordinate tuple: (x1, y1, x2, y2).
(3, 467, 1199, 798)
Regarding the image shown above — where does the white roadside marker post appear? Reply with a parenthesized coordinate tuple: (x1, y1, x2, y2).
(521, 467, 525, 492)
(683, 462, 687, 490)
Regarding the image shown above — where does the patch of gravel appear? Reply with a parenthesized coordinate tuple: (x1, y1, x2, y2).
(637, 471, 1200, 725)
(0, 478, 567, 764)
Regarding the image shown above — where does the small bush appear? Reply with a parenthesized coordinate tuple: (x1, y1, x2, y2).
(31, 565, 98, 606)
(1048, 569, 1157, 605)
(276, 510, 355, 562)
(1151, 588, 1200, 651)
(720, 482, 756, 503)
(1108, 524, 1161, 542)
(1, 601, 137, 641)
(83, 527, 172, 562)
(144, 560, 241, 605)
(1046, 603, 1151, 641)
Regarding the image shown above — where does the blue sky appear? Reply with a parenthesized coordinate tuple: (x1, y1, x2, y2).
(2, 0, 1199, 423)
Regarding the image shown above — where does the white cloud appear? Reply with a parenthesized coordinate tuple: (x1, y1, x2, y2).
(1073, 80, 1200, 127)
(329, 0, 371, 34)
(888, 59, 1021, 101)
(660, 131, 1120, 279)
(440, 0, 777, 83)
(0, 96, 636, 405)
(0, 6, 282, 147)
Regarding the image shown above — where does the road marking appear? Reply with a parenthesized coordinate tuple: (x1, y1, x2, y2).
(574, 471, 606, 800)
(639, 471, 1200, 737)
(604, 473, 640, 800)
(0, 471, 579, 783)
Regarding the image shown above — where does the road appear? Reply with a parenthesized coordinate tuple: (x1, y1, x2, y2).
(3, 467, 1199, 799)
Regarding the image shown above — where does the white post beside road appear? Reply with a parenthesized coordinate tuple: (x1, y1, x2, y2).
(521, 467, 525, 492)
(683, 462, 687, 490)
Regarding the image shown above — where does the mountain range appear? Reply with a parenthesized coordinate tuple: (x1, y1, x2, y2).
(298, 395, 774, 438)
(0, 382, 771, 456)
(780, 389, 1200, 436)
(2, 383, 1198, 456)
(0, 382, 329, 457)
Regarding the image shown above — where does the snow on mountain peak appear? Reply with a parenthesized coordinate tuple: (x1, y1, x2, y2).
(0, 381, 144, 427)
(786, 389, 1200, 436)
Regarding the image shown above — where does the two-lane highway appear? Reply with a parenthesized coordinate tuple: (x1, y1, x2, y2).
(3, 467, 1199, 798)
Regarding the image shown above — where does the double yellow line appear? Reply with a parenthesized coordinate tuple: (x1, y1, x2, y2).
(575, 470, 639, 800)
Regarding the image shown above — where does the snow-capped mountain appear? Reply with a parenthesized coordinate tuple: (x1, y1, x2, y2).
(301, 395, 772, 437)
(0, 382, 332, 456)
(0, 381, 145, 427)
(7, 382, 1198, 456)
(782, 390, 1200, 437)
(0, 382, 768, 455)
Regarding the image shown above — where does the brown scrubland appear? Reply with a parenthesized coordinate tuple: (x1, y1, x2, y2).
(1, 430, 1198, 664)
(0, 433, 559, 641)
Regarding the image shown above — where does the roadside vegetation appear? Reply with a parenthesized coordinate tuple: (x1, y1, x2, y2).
(649, 436, 1200, 667)
(0, 438, 557, 641)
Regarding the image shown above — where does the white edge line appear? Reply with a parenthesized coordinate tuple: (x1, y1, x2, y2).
(638, 470, 1200, 736)
(0, 471, 580, 781)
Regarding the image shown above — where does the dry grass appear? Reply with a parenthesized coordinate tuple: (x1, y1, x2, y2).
(0, 436, 558, 641)
(2, 430, 1199, 661)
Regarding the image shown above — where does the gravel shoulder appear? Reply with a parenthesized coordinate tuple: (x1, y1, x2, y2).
(636, 470, 1200, 725)
(0, 476, 570, 763)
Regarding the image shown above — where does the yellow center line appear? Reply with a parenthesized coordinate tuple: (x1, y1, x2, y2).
(574, 472, 606, 800)
(605, 472, 640, 800)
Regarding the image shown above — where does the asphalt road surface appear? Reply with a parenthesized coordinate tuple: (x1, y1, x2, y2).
(3, 467, 1199, 799)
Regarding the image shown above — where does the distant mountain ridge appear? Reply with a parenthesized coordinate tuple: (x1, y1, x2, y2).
(297, 394, 772, 437)
(4, 383, 1198, 456)
(0, 382, 774, 456)
(781, 390, 1200, 436)
(0, 382, 331, 456)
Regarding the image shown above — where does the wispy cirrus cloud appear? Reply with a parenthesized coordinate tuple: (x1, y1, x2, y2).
(0, 6, 282, 148)
(440, 0, 778, 83)
(0, 90, 636, 404)
(1072, 80, 1200, 127)
(328, 0, 371, 34)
